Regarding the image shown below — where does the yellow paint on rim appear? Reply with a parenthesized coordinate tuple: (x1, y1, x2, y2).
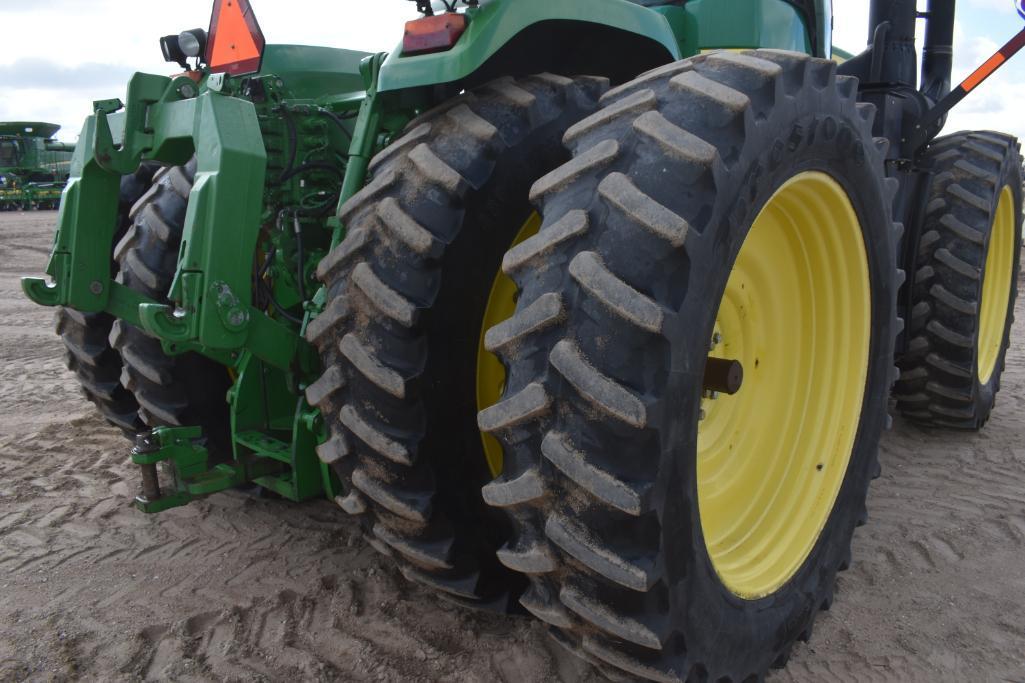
(977, 185, 1015, 385)
(697, 171, 872, 600)
(476, 212, 543, 478)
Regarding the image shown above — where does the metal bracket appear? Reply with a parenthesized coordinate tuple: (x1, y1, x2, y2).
(93, 74, 198, 175)
(138, 272, 204, 342)
(211, 280, 251, 332)
(329, 52, 387, 250)
(21, 253, 67, 307)
(131, 426, 243, 513)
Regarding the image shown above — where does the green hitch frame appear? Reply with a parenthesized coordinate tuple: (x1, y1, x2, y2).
(21, 72, 299, 372)
(130, 425, 322, 513)
(23, 53, 390, 514)
(21, 54, 392, 374)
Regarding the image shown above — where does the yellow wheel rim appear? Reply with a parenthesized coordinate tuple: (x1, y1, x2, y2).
(697, 172, 872, 599)
(476, 212, 543, 478)
(977, 185, 1015, 385)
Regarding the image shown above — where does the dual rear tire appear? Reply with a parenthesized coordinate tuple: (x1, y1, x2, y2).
(111, 160, 232, 454)
(58, 161, 232, 452)
(478, 51, 901, 680)
(895, 132, 1023, 428)
(318, 51, 1018, 681)
(57, 164, 157, 435)
(308, 74, 609, 608)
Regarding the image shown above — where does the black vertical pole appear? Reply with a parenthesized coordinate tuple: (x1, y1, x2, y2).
(867, 0, 919, 86)
(921, 0, 956, 103)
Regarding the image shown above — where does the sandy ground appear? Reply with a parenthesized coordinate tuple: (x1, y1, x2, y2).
(1, 210, 1023, 683)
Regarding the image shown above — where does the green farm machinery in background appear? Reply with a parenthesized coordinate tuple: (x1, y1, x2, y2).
(22, 0, 1025, 679)
(0, 122, 74, 210)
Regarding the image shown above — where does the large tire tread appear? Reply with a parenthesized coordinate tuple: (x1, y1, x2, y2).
(482, 51, 901, 681)
(307, 74, 609, 607)
(112, 160, 232, 451)
(895, 131, 1023, 428)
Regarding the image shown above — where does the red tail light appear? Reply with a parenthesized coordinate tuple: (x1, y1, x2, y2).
(403, 13, 467, 56)
(206, 0, 265, 76)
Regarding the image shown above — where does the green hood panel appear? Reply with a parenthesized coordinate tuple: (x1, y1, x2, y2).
(377, 0, 684, 93)
(259, 44, 371, 100)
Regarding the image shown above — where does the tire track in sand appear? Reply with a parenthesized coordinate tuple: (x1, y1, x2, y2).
(3, 205, 1025, 682)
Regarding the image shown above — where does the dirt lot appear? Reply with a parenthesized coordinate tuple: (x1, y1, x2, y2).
(1, 210, 1024, 682)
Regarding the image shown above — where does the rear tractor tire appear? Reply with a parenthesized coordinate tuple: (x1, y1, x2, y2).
(895, 131, 1023, 428)
(306, 74, 608, 609)
(480, 51, 902, 680)
(57, 163, 159, 435)
(112, 159, 232, 455)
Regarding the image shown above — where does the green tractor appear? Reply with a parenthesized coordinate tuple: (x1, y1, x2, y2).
(23, 0, 1024, 678)
(0, 122, 74, 210)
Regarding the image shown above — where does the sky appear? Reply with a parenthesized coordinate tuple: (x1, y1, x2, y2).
(0, 0, 1022, 144)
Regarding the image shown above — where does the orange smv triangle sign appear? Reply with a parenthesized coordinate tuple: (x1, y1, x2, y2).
(207, 0, 264, 75)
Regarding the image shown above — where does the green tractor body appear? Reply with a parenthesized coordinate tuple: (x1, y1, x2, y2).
(0, 122, 74, 210)
(21, 0, 1023, 679)
(23, 0, 825, 508)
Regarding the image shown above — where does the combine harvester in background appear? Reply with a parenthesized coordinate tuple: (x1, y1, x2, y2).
(0, 122, 74, 210)
(21, 0, 1025, 679)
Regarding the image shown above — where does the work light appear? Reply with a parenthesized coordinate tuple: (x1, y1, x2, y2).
(159, 34, 189, 69)
(178, 29, 208, 58)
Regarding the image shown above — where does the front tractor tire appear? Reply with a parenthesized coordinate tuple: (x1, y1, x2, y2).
(895, 132, 1023, 428)
(479, 52, 902, 680)
(306, 74, 608, 609)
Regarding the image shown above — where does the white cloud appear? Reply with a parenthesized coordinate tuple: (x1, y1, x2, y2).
(0, 0, 418, 141)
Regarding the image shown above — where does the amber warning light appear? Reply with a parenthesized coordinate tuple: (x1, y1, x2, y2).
(206, 0, 266, 76)
(403, 13, 468, 56)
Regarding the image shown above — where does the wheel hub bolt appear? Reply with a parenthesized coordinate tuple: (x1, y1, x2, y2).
(703, 357, 743, 395)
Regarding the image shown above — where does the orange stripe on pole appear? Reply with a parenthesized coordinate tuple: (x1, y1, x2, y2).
(962, 52, 1006, 92)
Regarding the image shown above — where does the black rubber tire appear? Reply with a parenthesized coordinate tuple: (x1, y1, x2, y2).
(479, 52, 902, 681)
(112, 159, 232, 455)
(305, 74, 608, 609)
(894, 132, 1023, 429)
(56, 163, 159, 435)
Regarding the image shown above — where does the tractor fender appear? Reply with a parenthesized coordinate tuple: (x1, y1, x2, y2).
(377, 0, 688, 94)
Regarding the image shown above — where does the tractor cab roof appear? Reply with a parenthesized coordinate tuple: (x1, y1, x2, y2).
(0, 122, 61, 139)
